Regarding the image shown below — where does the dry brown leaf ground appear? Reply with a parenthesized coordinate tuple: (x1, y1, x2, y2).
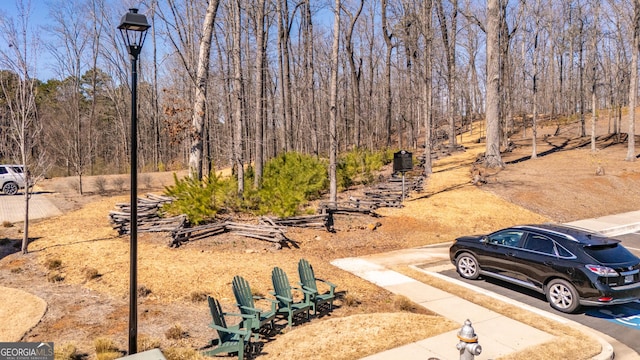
(0, 117, 639, 360)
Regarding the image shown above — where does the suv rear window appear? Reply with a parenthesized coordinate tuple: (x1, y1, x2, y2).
(583, 244, 638, 264)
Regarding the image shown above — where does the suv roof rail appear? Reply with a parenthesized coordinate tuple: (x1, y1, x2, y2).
(513, 224, 580, 242)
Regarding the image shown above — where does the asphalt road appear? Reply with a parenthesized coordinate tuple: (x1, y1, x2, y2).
(441, 230, 640, 355)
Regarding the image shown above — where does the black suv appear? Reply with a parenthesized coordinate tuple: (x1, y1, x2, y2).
(449, 224, 640, 313)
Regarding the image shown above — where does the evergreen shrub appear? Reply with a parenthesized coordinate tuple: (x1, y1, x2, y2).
(337, 148, 394, 190)
(254, 152, 328, 217)
(163, 171, 236, 225)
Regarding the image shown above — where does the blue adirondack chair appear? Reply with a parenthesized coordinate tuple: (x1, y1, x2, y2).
(297, 258, 337, 315)
(202, 296, 252, 360)
(270, 266, 313, 327)
(232, 275, 277, 338)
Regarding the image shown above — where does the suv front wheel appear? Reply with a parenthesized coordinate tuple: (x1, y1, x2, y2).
(456, 253, 481, 280)
(2, 182, 18, 195)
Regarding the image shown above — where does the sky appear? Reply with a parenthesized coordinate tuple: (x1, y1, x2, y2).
(0, 1, 59, 80)
(0, 0, 338, 82)
(0, 0, 50, 26)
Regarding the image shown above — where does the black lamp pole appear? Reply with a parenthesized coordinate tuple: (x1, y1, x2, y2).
(118, 8, 150, 355)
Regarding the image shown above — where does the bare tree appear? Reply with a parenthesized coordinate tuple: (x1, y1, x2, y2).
(422, 0, 434, 176)
(188, 0, 220, 180)
(303, 0, 318, 155)
(529, 0, 542, 159)
(590, 0, 599, 152)
(344, 0, 364, 149)
(381, 0, 395, 147)
(435, 0, 459, 148)
(231, 0, 245, 195)
(47, 0, 92, 193)
(0, 0, 47, 254)
(485, 0, 504, 168)
(628, 0, 639, 161)
(275, 0, 292, 152)
(329, 0, 341, 202)
(253, 0, 266, 187)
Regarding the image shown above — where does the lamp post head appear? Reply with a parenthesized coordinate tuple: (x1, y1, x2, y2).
(118, 8, 150, 58)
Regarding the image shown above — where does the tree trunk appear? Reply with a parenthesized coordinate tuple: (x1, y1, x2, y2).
(276, 0, 293, 153)
(304, 0, 318, 155)
(345, 1, 364, 150)
(485, 0, 504, 168)
(531, 0, 541, 160)
(254, 0, 266, 188)
(627, 0, 639, 161)
(590, 1, 599, 152)
(189, 0, 220, 180)
(232, 0, 245, 195)
(381, 0, 394, 148)
(579, 18, 586, 137)
(435, 0, 458, 148)
(532, 30, 538, 159)
(422, 0, 433, 176)
(329, 0, 341, 202)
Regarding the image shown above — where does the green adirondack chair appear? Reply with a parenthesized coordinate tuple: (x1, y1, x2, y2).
(270, 266, 313, 327)
(232, 275, 277, 338)
(202, 296, 252, 360)
(297, 258, 337, 315)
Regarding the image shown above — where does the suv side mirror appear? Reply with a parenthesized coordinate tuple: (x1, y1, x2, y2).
(480, 236, 489, 244)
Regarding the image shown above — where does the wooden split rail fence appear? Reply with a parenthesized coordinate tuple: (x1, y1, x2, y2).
(263, 214, 330, 229)
(108, 194, 183, 235)
(347, 175, 425, 209)
(171, 220, 288, 248)
(109, 174, 425, 248)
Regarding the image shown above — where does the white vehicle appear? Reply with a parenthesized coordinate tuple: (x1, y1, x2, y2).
(0, 164, 29, 195)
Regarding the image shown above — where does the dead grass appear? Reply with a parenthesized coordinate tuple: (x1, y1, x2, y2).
(0, 119, 638, 359)
(0, 287, 47, 342)
(259, 313, 458, 360)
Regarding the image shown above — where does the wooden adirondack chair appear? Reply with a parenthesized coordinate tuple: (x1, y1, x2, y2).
(297, 258, 337, 315)
(270, 266, 312, 327)
(232, 275, 277, 338)
(202, 296, 252, 360)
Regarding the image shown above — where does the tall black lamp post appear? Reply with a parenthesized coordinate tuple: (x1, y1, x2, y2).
(118, 8, 150, 355)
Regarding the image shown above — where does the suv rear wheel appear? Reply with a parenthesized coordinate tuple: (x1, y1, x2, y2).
(546, 278, 580, 313)
(2, 182, 18, 195)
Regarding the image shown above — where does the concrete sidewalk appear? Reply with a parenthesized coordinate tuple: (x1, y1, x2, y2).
(0, 192, 61, 223)
(332, 211, 640, 360)
(567, 210, 640, 237)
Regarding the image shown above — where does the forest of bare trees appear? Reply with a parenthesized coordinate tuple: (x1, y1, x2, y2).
(0, 0, 639, 190)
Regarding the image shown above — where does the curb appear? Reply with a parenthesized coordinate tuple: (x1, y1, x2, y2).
(415, 266, 615, 360)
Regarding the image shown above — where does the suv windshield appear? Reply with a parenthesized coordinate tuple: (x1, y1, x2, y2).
(583, 244, 638, 264)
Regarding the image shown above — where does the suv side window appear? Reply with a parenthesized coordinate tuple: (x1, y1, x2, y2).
(523, 234, 556, 255)
(0, 167, 7, 175)
(10, 166, 23, 174)
(556, 244, 575, 258)
(488, 230, 525, 247)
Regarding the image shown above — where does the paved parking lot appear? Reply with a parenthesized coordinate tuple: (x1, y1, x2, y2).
(0, 192, 61, 223)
